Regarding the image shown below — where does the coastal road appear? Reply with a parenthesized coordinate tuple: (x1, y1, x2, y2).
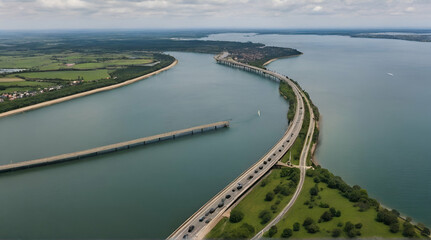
(252, 82, 316, 239)
(168, 54, 306, 240)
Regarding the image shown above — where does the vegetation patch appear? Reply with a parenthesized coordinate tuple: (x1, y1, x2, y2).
(269, 168, 425, 238)
(206, 168, 300, 239)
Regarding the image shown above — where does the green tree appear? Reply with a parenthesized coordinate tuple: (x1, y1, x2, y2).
(281, 228, 293, 238)
(265, 192, 275, 201)
(268, 226, 278, 237)
(421, 227, 430, 237)
(303, 217, 314, 227)
(344, 221, 354, 232)
(306, 223, 320, 233)
(259, 210, 272, 224)
(332, 228, 342, 237)
(229, 210, 244, 223)
(293, 222, 300, 231)
(320, 211, 333, 222)
(389, 223, 400, 233)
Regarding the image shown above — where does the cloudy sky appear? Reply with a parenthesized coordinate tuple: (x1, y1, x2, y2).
(1, 0, 430, 30)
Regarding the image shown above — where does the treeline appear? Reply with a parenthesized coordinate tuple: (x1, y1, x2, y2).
(308, 167, 430, 238)
(279, 81, 296, 123)
(0, 54, 175, 114)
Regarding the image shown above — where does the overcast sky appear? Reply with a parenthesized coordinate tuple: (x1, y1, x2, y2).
(1, 0, 430, 30)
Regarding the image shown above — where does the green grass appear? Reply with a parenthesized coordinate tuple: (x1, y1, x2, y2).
(0, 55, 54, 69)
(206, 168, 299, 239)
(271, 176, 423, 238)
(0, 81, 55, 93)
(11, 69, 110, 81)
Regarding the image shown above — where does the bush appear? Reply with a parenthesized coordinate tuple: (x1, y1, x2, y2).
(319, 202, 329, 208)
(222, 223, 255, 239)
(330, 207, 336, 215)
(259, 210, 272, 224)
(344, 221, 354, 232)
(335, 210, 341, 217)
(268, 226, 278, 237)
(303, 217, 314, 227)
(376, 209, 398, 225)
(421, 227, 430, 237)
(320, 211, 333, 222)
(281, 228, 293, 238)
(402, 222, 417, 238)
(355, 223, 363, 229)
(229, 210, 244, 223)
(265, 192, 275, 201)
(389, 222, 400, 233)
(306, 223, 320, 233)
(293, 222, 300, 231)
(347, 229, 361, 238)
(332, 228, 342, 237)
(310, 185, 319, 196)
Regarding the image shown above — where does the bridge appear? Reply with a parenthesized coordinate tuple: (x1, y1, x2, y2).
(167, 53, 307, 239)
(0, 121, 229, 174)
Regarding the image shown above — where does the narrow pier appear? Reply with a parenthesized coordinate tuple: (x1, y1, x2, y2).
(0, 121, 229, 173)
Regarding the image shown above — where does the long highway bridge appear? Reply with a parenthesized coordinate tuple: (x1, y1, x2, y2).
(168, 53, 312, 239)
(0, 121, 229, 174)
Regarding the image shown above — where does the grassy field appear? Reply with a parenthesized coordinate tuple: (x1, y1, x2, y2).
(0, 81, 55, 94)
(271, 175, 423, 238)
(12, 69, 110, 81)
(0, 78, 23, 82)
(206, 168, 300, 239)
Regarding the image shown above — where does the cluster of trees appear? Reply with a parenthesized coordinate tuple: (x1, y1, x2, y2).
(302, 217, 320, 233)
(319, 207, 341, 222)
(307, 167, 379, 211)
(264, 168, 299, 214)
(279, 81, 296, 123)
(229, 210, 244, 223)
(219, 223, 255, 239)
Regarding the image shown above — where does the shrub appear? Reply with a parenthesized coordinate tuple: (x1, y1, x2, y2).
(320, 211, 333, 222)
(293, 222, 300, 231)
(281, 228, 293, 238)
(306, 223, 320, 233)
(265, 192, 275, 201)
(259, 210, 272, 224)
(330, 207, 336, 215)
(335, 210, 341, 217)
(332, 228, 342, 237)
(355, 223, 363, 229)
(268, 226, 278, 237)
(229, 210, 244, 223)
(319, 202, 330, 208)
(310, 185, 319, 196)
(421, 227, 430, 237)
(344, 221, 354, 232)
(389, 223, 400, 233)
(402, 222, 417, 238)
(376, 209, 398, 225)
(303, 217, 314, 227)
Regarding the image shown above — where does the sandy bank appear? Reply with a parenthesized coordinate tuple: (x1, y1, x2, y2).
(0, 60, 178, 119)
(262, 53, 303, 66)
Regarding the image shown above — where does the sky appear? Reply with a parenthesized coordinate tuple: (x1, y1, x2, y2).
(1, 0, 431, 30)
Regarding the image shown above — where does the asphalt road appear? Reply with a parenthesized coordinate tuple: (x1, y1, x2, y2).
(168, 53, 306, 240)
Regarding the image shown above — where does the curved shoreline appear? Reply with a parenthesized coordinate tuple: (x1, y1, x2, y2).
(0, 59, 178, 119)
(262, 53, 303, 67)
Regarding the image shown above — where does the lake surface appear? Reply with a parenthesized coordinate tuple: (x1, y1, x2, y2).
(203, 33, 431, 226)
(0, 52, 290, 238)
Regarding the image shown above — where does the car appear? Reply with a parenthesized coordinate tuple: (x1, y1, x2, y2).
(183, 234, 189, 239)
(237, 185, 243, 190)
(279, 149, 282, 152)
(205, 218, 211, 224)
(225, 194, 231, 199)
(273, 153, 276, 156)
(232, 189, 236, 192)
(199, 216, 205, 222)
(282, 144, 284, 147)
(268, 158, 271, 161)
(254, 170, 258, 173)
(205, 211, 210, 216)
(287, 140, 290, 143)
(248, 175, 253, 180)
(218, 202, 224, 208)
(209, 208, 215, 214)
(259, 166, 263, 170)
(263, 161, 267, 164)
(188, 225, 195, 233)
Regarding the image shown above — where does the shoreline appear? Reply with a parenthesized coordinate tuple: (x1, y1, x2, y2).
(262, 53, 303, 67)
(0, 59, 178, 119)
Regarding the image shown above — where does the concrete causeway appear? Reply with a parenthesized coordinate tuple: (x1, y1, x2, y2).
(0, 121, 229, 173)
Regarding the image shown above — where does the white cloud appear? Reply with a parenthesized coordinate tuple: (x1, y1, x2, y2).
(37, 0, 90, 9)
(312, 5, 323, 12)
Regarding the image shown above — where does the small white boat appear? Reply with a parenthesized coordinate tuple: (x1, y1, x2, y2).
(387, 72, 394, 76)
(258, 110, 261, 117)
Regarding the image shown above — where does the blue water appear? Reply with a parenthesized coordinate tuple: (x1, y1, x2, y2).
(203, 33, 431, 226)
(0, 52, 289, 238)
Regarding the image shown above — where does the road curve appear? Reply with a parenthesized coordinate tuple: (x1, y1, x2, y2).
(252, 81, 316, 239)
(168, 53, 306, 240)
